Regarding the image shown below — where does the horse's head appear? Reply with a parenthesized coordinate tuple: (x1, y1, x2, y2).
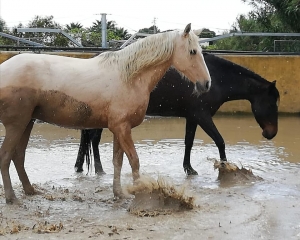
(251, 80, 280, 139)
(171, 23, 211, 95)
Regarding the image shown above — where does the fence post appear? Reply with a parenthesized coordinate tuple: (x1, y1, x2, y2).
(101, 13, 107, 48)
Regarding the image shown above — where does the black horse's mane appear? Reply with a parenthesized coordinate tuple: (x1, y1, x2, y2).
(204, 53, 269, 84)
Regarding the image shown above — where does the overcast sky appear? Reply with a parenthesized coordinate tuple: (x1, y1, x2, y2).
(0, 0, 252, 34)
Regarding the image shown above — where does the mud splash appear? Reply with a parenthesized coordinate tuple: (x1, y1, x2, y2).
(125, 175, 195, 217)
(214, 160, 263, 186)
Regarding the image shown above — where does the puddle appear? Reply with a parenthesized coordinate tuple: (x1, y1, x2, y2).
(0, 115, 300, 239)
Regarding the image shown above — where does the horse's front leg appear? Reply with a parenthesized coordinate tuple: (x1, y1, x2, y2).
(112, 124, 140, 198)
(184, 118, 198, 175)
(197, 114, 227, 161)
(91, 129, 104, 174)
(112, 134, 124, 198)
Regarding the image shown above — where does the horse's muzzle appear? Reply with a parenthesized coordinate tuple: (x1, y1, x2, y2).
(262, 125, 278, 140)
(195, 80, 211, 95)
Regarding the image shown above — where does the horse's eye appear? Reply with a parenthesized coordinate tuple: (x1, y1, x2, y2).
(190, 49, 197, 55)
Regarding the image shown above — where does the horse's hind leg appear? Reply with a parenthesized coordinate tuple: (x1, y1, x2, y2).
(0, 122, 30, 203)
(91, 129, 104, 174)
(75, 130, 88, 172)
(12, 119, 35, 195)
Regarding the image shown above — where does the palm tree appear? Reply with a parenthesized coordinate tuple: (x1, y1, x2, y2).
(114, 27, 130, 39)
(90, 20, 117, 32)
(66, 22, 83, 30)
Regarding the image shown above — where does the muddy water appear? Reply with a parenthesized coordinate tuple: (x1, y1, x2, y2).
(0, 115, 300, 239)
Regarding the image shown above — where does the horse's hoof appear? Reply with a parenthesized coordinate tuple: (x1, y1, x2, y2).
(24, 186, 36, 195)
(95, 170, 106, 175)
(184, 167, 198, 176)
(113, 193, 126, 200)
(6, 197, 20, 205)
(75, 167, 84, 173)
(113, 190, 127, 200)
(220, 160, 227, 168)
(27, 189, 42, 196)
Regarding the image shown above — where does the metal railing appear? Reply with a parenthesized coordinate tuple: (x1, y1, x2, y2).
(16, 28, 83, 47)
(1, 30, 300, 55)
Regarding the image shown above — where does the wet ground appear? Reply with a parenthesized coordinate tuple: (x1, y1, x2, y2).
(0, 115, 300, 239)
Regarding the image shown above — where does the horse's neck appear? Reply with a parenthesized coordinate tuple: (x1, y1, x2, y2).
(138, 62, 172, 93)
(218, 76, 261, 103)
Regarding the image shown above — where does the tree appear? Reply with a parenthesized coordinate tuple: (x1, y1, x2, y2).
(113, 27, 130, 40)
(243, 0, 300, 32)
(22, 15, 69, 46)
(138, 25, 160, 34)
(212, 0, 300, 51)
(0, 18, 16, 45)
(90, 20, 116, 32)
(66, 22, 83, 30)
(199, 28, 216, 38)
(89, 20, 130, 40)
(0, 17, 6, 32)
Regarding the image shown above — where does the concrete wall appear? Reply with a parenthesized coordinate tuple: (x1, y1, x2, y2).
(0, 51, 299, 113)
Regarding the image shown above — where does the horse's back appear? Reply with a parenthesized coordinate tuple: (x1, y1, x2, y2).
(0, 53, 110, 97)
(1, 54, 71, 87)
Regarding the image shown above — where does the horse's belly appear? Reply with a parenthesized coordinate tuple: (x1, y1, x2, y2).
(32, 90, 108, 129)
(32, 107, 108, 129)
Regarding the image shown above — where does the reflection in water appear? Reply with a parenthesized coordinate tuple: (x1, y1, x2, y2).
(0, 115, 299, 191)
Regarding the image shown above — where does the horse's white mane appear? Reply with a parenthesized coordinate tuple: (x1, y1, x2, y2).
(96, 29, 200, 82)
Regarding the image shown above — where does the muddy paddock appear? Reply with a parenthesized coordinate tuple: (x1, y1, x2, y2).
(0, 115, 300, 239)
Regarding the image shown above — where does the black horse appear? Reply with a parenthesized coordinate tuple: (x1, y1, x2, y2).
(75, 53, 280, 175)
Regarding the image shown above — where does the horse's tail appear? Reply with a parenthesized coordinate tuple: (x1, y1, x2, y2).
(81, 130, 93, 172)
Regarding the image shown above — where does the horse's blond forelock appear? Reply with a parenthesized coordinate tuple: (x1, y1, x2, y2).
(97, 29, 200, 82)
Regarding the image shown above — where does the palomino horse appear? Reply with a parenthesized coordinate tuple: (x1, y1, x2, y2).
(0, 23, 211, 203)
(75, 53, 280, 175)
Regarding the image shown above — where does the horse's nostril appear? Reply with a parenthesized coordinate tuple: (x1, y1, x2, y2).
(195, 81, 210, 93)
(205, 80, 210, 90)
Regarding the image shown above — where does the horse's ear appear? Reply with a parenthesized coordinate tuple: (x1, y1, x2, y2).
(268, 80, 276, 90)
(183, 23, 191, 37)
(193, 28, 204, 37)
(268, 80, 277, 94)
